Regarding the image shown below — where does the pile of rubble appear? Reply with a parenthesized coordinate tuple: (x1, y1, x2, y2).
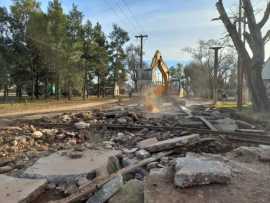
(0, 101, 270, 203)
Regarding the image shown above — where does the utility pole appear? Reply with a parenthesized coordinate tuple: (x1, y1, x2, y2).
(237, 0, 243, 109)
(135, 34, 148, 69)
(210, 46, 223, 105)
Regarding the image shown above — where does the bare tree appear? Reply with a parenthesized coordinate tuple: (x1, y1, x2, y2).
(183, 39, 237, 98)
(216, 0, 270, 112)
(126, 44, 140, 91)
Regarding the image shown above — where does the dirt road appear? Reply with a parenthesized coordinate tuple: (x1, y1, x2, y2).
(0, 98, 129, 128)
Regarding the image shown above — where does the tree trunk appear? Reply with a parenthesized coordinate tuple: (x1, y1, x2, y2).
(44, 78, 49, 99)
(83, 67, 87, 100)
(68, 79, 72, 101)
(3, 84, 8, 102)
(56, 73, 60, 100)
(97, 74, 100, 98)
(245, 61, 270, 111)
(35, 72, 39, 99)
(31, 67, 35, 100)
(216, 0, 270, 112)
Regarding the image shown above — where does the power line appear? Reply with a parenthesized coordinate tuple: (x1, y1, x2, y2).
(115, 0, 140, 34)
(102, 0, 136, 38)
(119, 0, 146, 34)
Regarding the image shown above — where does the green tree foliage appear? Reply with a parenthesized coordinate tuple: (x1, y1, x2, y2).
(47, 0, 67, 100)
(109, 24, 130, 92)
(0, 1, 128, 101)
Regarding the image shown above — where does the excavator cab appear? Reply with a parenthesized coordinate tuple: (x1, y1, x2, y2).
(151, 50, 170, 96)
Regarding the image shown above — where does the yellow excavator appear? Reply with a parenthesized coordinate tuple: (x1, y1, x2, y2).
(151, 50, 170, 96)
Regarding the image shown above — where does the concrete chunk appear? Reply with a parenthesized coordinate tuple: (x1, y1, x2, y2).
(0, 175, 47, 203)
(136, 149, 151, 159)
(137, 138, 158, 149)
(87, 175, 123, 203)
(108, 179, 144, 203)
(144, 134, 200, 153)
(23, 149, 119, 183)
(174, 154, 232, 188)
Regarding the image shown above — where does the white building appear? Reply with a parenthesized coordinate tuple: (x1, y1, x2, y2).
(263, 58, 270, 97)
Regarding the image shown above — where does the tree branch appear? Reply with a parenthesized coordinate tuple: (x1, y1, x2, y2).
(258, 2, 270, 28)
(216, 0, 250, 61)
(242, 0, 258, 38)
(243, 32, 256, 52)
(263, 30, 270, 43)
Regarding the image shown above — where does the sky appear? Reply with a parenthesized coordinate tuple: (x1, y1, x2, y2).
(1, 0, 270, 67)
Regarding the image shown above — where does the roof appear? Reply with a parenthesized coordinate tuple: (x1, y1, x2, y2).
(263, 58, 270, 80)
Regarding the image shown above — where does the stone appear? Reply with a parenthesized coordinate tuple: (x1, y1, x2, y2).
(123, 148, 138, 154)
(103, 141, 115, 149)
(0, 175, 47, 203)
(109, 179, 144, 203)
(87, 175, 123, 203)
(107, 156, 121, 175)
(113, 132, 127, 143)
(23, 149, 120, 183)
(233, 145, 270, 162)
(56, 133, 66, 140)
(147, 162, 159, 170)
(74, 121, 90, 130)
(148, 167, 174, 185)
(77, 177, 91, 187)
(174, 153, 232, 188)
(232, 146, 261, 162)
(0, 158, 13, 167)
(47, 183, 56, 190)
(144, 134, 200, 153)
(68, 151, 83, 159)
(137, 138, 158, 149)
(63, 183, 79, 195)
(32, 131, 43, 139)
(215, 118, 238, 132)
(0, 165, 13, 174)
(117, 118, 128, 124)
(62, 114, 72, 122)
(136, 149, 151, 159)
(160, 157, 170, 165)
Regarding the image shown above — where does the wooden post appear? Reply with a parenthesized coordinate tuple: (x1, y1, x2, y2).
(210, 46, 223, 105)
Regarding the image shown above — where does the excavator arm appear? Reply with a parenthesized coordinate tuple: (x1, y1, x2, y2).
(151, 50, 170, 95)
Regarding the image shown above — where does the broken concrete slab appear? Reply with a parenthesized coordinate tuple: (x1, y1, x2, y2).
(148, 167, 174, 185)
(108, 179, 144, 203)
(137, 138, 158, 149)
(0, 175, 47, 203)
(144, 134, 200, 153)
(232, 146, 261, 162)
(22, 149, 120, 183)
(87, 175, 123, 203)
(0, 165, 13, 174)
(232, 146, 270, 163)
(214, 118, 238, 132)
(174, 153, 232, 188)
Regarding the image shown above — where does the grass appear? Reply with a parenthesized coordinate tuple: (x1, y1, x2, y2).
(213, 101, 252, 110)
